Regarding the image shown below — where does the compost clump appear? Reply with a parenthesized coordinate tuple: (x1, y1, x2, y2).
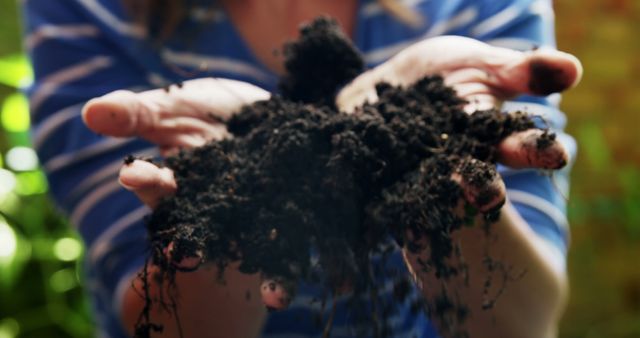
(135, 17, 554, 338)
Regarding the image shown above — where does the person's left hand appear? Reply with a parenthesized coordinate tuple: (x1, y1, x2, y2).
(337, 35, 582, 202)
(336, 36, 582, 337)
(337, 35, 582, 114)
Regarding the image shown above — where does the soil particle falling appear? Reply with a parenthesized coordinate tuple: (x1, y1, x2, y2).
(134, 17, 558, 338)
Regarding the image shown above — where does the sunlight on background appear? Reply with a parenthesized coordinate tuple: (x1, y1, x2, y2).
(0, 169, 17, 197)
(0, 54, 33, 88)
(0, 3, 94, 338)
(1, 94, 30, 133)
(0, 318, 20, 338)
(0, 218, 17, 261)
(53, 238, 83, 262)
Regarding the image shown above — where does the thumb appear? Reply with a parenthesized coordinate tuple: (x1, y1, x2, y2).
(82, 89, 156, 137)
(82, 78, 271, 137)
(492, 47, 583, 97)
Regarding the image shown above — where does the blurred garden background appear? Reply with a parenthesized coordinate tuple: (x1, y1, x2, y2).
(0, 0, 638, 337)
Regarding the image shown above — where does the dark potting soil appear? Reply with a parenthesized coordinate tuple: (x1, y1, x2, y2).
(134, 17, 556, 338)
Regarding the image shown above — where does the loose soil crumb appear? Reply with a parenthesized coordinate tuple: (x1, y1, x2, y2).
(134, 17, 558, 338)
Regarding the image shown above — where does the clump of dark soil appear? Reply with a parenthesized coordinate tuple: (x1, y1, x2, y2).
(134, 17, 555, 338)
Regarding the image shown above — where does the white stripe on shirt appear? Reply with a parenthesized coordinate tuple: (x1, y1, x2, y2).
(75, 0, 144, 38)
(423, 6, 478, 38)
(470, 4, 522, 37)
(65, 147, 158, 205)
(44, 137, 134, 172)
(161, 48, 271, 83)
(507, 189, 569, 232)
(364, 6, 478, 65)
(529, 0, 554, 22)
(32, 103, 84, 149)
(89, 205, 149, 265)
(30, 56, 113, 113)
(26, 24, 100, 50)
(147, 72, 173, 88)
(190, 7, 226, 23)
(360, 0, 429, 17)
(71, 179, 123, 226)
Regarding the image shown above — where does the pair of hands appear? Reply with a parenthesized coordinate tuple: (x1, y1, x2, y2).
(82, 36, 582, 309)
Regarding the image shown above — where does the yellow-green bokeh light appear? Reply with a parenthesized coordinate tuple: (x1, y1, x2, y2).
(14, 171, 48, 196)
(0, 54, 33, 88)
(53, 237, 83, 262)
(49, 268, 78, 293)
(0, 219, 17, 261)
(1, 93, 30, 133)
(0, 318, 20, 338)
(0, 169, 16, 196)
(6, 147, 38, 172)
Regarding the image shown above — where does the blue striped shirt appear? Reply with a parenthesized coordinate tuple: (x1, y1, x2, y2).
(22, 0, 574, 337)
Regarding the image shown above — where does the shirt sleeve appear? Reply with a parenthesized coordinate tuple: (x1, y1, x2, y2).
(22, 1, 158, 337)
(467, 0, 575, 260)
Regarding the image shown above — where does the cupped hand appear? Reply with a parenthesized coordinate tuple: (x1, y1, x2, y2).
(83, 77, 270, 155)
(337, 35, 582, 211)
(337, 35, 582, 114)
(83, 78, 292, 310)
(349, 37, 583, 336)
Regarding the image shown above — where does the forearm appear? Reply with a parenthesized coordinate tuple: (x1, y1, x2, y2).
(121, 263, 267, 338)
(405, 202, 568, 338)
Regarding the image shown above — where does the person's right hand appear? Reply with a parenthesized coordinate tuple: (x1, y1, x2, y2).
(83, 78, 270, 155)
(82, 78, 293, 311)
(83, 77, 270, 208)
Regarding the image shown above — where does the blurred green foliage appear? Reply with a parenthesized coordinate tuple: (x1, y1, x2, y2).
(0, 0, 638, 338)
(0, 1, 94, 338)
(557, 1, 640, 337)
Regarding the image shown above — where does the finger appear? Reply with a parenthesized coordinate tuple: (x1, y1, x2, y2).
(442, 45, 583, 99)
(337, 36, 582, 112)
(451, 158, 506, 213)
(498, 129, 568, 169)
(493, 48, 583, 97)
(160, 146, 180, 158)
(415, 37, 582, 95)
(82, 89, 155, 137)
(450, 82, 500, 112)
(82, 78, 270, 137)
(335, 70, 382, 113)
(155, 116, 230, 141)
(462, 94, 500, 114)
(444, 68, 491, 87)
(260, 275, 296, 311)
(154, 133, 214, 158)
(156, 132, 208, 149)
(451, 82, 493, 98)
(119, 159, 177, 208)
